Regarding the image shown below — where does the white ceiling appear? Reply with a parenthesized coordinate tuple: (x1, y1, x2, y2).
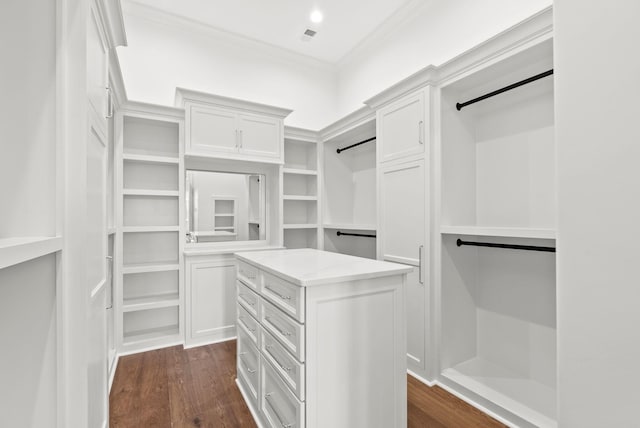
(124, 0, 419, 63)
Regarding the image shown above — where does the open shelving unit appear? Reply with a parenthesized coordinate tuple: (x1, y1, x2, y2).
(118, 110, 184, 353)
(438, 38, 557, 428)
(322, 117, 377, 259)
(281, 132, 320, 249)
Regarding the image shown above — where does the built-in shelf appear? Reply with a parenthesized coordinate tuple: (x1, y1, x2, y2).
(442, 357, 557, 428)
(122, 326, 180, 344)
(122, 226, 180, 233)
(123, 153, 179, 165)
(214, 226, 235, 230)
(323, 223, 376, 232)
(440, 225, 556, 240)
(283, 168, 318, 176)
(122, 294, 180, 312)
(123, 189, 180, 197)
(0, 236, 63, 270)
(122, 262, 180, 275)
(213, 214, 235, 217)
(283, 195, 317, 201)
(283, 224, 318, 230)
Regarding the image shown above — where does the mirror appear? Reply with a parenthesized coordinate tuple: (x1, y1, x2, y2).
(186, 170, 266, 243)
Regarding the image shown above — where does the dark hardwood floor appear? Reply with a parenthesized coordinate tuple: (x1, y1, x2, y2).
(110, 341, 506, 428)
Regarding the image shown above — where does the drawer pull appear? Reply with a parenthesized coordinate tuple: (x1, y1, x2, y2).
(266, 345, 292, 372)
(238, 316, 256, 333)
(239, 355, 256, 374)
(264, 393, 293, 428)
(238, 294, 255, 306)
(265, 316, 292, 337)
(265, 285, 292, 301)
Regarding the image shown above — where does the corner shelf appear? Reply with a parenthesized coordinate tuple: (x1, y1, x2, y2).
(122, 293, 180, 312)
(440, 225, 556, 240)
(0, 237, 63, 270)
(123, 153, 179, 165)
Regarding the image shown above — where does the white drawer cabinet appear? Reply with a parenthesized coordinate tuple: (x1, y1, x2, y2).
(235, 249, 411, 428)
(176, 89, 292, 164)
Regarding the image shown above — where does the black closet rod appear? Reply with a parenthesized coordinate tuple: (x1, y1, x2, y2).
(456, 238, 555, 253)
(337, 231, 376, 238)
(336, 136, 376, 154)
(456, 69, 554, 111)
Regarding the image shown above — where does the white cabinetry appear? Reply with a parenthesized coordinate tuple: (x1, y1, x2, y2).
(377, 90, 427, 163)
(176, 89, 292, 163)
(185, 255, 237, 348)
(235, 249, 410, 428)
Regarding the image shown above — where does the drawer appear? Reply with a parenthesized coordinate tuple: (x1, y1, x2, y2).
(261, 355, 305, 428)
(261, 327, 306, 401)
(237, 280, 259, 319)
(237, 260, 259, 290)
(237, 328, 260, 404)
(260, 299, 305, 362)
(261, 271, 305, 323)
(237, 304, 259, 345)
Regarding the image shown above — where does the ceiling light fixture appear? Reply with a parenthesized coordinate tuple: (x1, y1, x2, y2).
(310, 10, 323, 24)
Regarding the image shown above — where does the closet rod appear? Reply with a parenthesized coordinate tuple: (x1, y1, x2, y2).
(456, 69, 554, 111)
(456, 238, 555, 253)
(336, 137, 376, 154)
(337, 231, 376, 238)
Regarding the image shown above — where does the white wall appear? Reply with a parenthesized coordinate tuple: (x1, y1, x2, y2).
(336, 0, 552, 117)
(117, 4, 338, 130)
(555, 0, 640, 426)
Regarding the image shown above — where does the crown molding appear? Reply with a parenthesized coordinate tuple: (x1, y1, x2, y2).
(121, 100, 185, 120)
(175, 88, 293, 119)
(96, 0, 127, 48)
(437, 6, 553, 87)
(109, 52, 127, 109)
(319, 106, 375, 142)
(284, 127, 320, 143)
(123, 1, 336, 72)
(364, 65, 438, 109)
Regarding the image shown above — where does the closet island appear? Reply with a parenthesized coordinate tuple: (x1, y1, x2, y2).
(234, 248, 412, 428)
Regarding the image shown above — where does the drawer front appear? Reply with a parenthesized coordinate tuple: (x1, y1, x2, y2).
(260, 299, 305, 362)
(237, 260, 260, 290)
(261, 327, 306, 401)
(237, 329, 260, 403)
(237, 303, 259, 345)
(261, 355, 305, 428)
(262, 271, 305, 322)
(237, 280, 260, 318)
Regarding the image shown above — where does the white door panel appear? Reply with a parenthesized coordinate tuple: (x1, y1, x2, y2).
(378, 90, 426, 163)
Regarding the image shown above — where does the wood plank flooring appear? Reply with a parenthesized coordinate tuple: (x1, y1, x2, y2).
(110, 341, 506, 428)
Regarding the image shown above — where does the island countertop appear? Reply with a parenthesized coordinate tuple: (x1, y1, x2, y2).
(234, 248, 412, 287)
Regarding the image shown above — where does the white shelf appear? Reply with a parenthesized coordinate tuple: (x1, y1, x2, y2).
(283, 168, 317, 176)
(283, 195, 317, 201)
(440, 225, 556, 240)
(122, 294, 180, 312)
(214, 227, 235, 231)
(122, 226, 180, 233)
(0, 237, 63, 270)
(123, 189, 179, 197)
(122, 262, 180, 275)
(123, 153, 179, 165)
(122, 325, 180, 344)
(323, 223, 376, 232)
(283, 224, 318, 230)
(213, 213, 235, 217)
(442, 357, 557, 428)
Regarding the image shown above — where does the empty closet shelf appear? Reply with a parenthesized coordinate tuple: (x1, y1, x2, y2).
(282, 195, 317, 201)
(440, 226, 555, 240)
(283, 224, 318, 229)
(0, 236, 63, 270)
(122, 226, 180, 233)
(323, 223, 376, 232)
(283, 168, 317, 176)
(123, 189, 179, 197)
(122, 262, 180, 274)
(122, 294, 180, 312)
(123, 153, 179, 164)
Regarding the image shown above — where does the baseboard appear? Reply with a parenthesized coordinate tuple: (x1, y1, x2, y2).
(235, 378, 264, 428)
(407, 369, 436, 387)
(184, 335, 237, 350)
(108, 354, 119, 393)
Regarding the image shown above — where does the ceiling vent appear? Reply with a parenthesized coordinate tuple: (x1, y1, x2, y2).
(301, 28, 317, 42)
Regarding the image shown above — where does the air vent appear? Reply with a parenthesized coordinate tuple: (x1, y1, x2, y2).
(301, 28, 317, 42)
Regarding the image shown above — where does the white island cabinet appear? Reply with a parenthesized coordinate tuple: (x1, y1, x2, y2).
(234, 248, 411, 428)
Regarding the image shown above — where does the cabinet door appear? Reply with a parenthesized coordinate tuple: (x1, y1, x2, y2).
(188, 105, 238, 155)
(238, 113, 282, 161)
(186, 257, 237, 347)
(377, 89, 427, 163)
(379, 158, 428, 375)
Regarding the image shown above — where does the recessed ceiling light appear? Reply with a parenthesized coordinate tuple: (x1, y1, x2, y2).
(310, 10, 323, 24)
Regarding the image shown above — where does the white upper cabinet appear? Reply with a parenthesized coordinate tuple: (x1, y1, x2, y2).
(177, 89, 292, 163)
(376, 89, 428, 163)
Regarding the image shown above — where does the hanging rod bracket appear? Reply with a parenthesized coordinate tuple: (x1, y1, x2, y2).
(337, 231, 376, 238)
(336, 136, 376, 154)
(456, 69, 554, 111)
(456, 238, 555, 253)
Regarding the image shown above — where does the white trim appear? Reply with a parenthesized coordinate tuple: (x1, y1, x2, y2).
(364, 66, 438, 110)
(108, 354, 119, 392)
(0, 237, 63, 270)
(175, 88, 292, 118)
(284, 126, 320, 142)
(407, 370, 436, 387)
(235, 378, 266, 428)
(183, 335, 237, 350)
(121, 101, 185, 120)
(96, 0, 127, 48)
(319, 106, 375, 142)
